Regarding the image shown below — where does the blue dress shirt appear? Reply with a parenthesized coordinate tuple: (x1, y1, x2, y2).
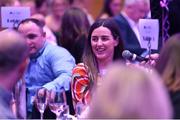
(25, 41, 75, 112)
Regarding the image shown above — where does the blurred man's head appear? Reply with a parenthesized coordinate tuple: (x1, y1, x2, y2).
(0, 29, 28, 90)
(17, 18, 45, 57)
(123, 0, 150, 23)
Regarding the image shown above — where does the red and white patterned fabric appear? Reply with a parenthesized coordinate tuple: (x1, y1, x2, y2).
(71, 63, 91, 105)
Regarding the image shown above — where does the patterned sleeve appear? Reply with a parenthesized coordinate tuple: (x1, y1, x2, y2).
(71, 63, 90, 105)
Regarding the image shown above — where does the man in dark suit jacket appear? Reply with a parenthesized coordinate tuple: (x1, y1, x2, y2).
(114, 0, 150, 56)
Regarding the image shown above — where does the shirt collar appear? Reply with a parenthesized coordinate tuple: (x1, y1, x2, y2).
(30, 41, 47, 60)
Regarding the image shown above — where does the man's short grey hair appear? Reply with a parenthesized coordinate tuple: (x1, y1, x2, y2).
(0, 29, 29, 73)
(124, 0, 150, 6)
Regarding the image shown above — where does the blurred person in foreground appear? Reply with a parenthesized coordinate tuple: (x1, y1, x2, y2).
(0, 29, 28, 119)
(85, 63, 172, 119)
(17, 18, 75, 118)
(71, 18, 124, 115)
(155, 33, 180, 118)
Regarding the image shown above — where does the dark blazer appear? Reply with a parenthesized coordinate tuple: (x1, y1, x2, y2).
(114, 14, 145, 56)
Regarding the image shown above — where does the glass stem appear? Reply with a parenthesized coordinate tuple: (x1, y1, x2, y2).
(40, 112, 43, 120)
(56, 115, 61, 120)
(56, 112, 62, 120)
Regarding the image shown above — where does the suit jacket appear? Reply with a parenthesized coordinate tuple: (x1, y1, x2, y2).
(114, 14, 145, 56)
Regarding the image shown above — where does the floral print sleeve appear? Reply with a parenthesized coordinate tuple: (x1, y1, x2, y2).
(71, 63, 90, 105)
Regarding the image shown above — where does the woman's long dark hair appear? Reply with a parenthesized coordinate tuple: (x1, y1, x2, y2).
(100, 0, 114, 18)
(60, 7, 90, 63)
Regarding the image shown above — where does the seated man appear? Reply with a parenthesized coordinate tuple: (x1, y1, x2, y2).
(17, 18, 75, 118)
(0, 29, 28, 119)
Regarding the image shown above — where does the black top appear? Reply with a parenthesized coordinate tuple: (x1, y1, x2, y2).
(169, 90, 180, 118)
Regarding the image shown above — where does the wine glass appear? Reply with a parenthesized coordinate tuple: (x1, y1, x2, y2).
(75, 102, 87, 118)
(48, 89, 67, 120)
(36, 88, 47, 120)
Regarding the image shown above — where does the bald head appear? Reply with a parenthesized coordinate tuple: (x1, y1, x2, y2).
(0, 29, 29, 73)
(124, 0, 149, 6)
(123, 0, 150, 23)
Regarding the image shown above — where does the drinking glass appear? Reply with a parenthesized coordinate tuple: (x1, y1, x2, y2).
(48, 89, 66, 120)
(36, 88, 47, 120)
(75, 102, 87, 118)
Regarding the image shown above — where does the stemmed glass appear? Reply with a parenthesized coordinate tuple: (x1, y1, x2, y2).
(48, 89, 67, 120)
(36, 88, 47, 120)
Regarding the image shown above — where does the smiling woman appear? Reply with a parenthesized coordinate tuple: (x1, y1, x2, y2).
(71, 18, 124, 115)
(91, 26, 119, 62)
